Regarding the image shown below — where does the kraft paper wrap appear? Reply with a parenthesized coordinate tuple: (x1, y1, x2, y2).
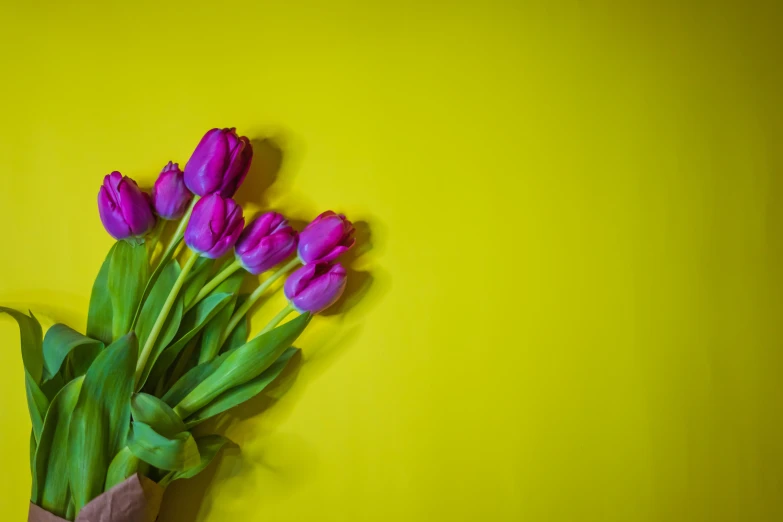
(28, 474, 164, 522)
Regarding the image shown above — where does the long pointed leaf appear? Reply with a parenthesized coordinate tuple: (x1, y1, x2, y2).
(181, 257, 216, 309)
(134, 259, 185, 390)
(2, 308, 49, 443)
(42, 324, 103, 382)
(136, 259, 180, 350)
(222, 294, 250, 352)
(105, 447, 140, 491)
(185, 348, 300, 428)
(86, 243, 116, 345)
(198, 271, 245, 363)
(127, 421, 200, 471)
(162, 351, 231, 408)
(108, 241, 148, 341)
(174, 313, 310, 417)
(33, 377, 84, 517)
(41, 374, 66, 402)
(1, 307, 43, 382)
(131, 393, 185, 437)
(29, 431, 36, 492)
(159, 435, 234, 487)
(132, 234, 183, 329)
(25, 370, 49, 443)
(140, 292, 231, 390)
(68, 333, 137, 515)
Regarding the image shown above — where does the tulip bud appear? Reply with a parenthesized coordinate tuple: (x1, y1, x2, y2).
(284, 262, 347, 314)
(183, 128, 253, 198)
(297, 211, 356, 264)
(97, 172, 156, 240)
(235, 212, 299, 275)
(184, 194, 245, 258)
(151, 161, 193, 220)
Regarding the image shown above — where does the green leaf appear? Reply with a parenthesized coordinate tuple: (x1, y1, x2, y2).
(1, 307, 44, 382)
(105, 447, 140, 491)
(155, 338, 197, 397)
(223, 294, 250, 352)
(29, 431, 36, 492)
(173, 313, 310, 418)
(42, 324, 103, 382)
(132, 234, 183, 330)
(181, 257, 216, 309)
(185, 348, 300, 428)
(33, 376, 84, 518)
(136, 259, 180, 350)
(162, 351, 231, 408)
(25, 370, 49, 443)
(108, 241, 148, 341)
(2, 307, 50, 443)
(131, 393, 186, 437)
(68, 333, 137, 515)
(127, 421, 200, 471)
(86, 243, 117, 345)
(198, 271, 245, 364)
(134, 259, 185, 389)
(159, 435, 235, 487)
(40, 374, 66, 402)
(140, 292, 232, 390)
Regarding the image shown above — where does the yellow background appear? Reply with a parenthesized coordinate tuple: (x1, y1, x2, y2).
(1, 1, 782, 520)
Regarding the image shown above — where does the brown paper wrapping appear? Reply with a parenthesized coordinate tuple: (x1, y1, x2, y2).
(28, 474, 163, 522)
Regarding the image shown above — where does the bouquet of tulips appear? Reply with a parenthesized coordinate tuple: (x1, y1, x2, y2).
(1, 128, 355, 522)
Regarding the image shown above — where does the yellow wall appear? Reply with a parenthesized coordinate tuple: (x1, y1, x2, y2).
(1, 1, 782, 521)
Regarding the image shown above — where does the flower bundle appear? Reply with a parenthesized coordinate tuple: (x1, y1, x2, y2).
(2, 128, 355, 522)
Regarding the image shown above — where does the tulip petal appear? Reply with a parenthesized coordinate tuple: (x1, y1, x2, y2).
(184, 129, 229, 196)
(152, 163, 192, 220)
(182, 128, 253, 198)
(298, 213, 355, 264)
(284, 263, 315, 299)
(219, 137, 252, 198)
(98, 186, 132, 240)
(287, 263, 347, 314)
(117, 178, 156, 236)
(235, 213, 297, 274)
(185, 196, 220, 254)
(187, 195, 244, 259)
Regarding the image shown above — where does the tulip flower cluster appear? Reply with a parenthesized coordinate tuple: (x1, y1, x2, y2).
(7, 127, 358, 522)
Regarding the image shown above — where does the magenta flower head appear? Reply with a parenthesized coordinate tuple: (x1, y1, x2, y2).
(98, 171, 156, 240)
(235, 212, 299, 275)
(151, 161, 193, 220)
(183, 128, 253, 198)
(184, 194, 245, 258)
(284, 262, 347, 314)
(297, 211, 356, 264)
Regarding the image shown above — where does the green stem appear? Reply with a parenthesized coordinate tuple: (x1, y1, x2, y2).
(146, 220, 167, 264)
(135, 251, 199, 386)
(132, 197, 200, 331)
(185, 259, 243, 313)
(157, 196, 199, 270)
(258, 303, 295, 337)
(164, 338, 198, 393)
(219, 257, 300, 345)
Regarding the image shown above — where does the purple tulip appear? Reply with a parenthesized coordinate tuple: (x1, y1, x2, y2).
(97, 172, 156, 240)
(297, 211, 356, 264)
(284, 262, 347, 314)
(151, 161, 193, 220)
(183, 128, 253, 198)
(235, 212, 299, 275)
(184, 194, 245, 258)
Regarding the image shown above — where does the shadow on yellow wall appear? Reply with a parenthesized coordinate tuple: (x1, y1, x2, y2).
(155, 133, 390, 520)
